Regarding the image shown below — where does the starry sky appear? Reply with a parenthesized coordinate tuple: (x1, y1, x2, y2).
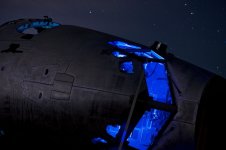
(1, 0, 226, 78)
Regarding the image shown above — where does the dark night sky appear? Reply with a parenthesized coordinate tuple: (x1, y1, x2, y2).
(1, 0, 226, 78)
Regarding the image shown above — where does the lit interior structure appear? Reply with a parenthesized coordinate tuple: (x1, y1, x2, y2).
(17, 20, 60, 33)
(94, 41, 174, 149)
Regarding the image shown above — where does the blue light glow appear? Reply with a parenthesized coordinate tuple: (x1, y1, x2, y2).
(121, 131, 127, 143)
(112, 51, 127, 58)
(133, 52, 153, 59)
(127, 109, 170, 150)
(144, 51, 164, 60)
(99, 40, 174, 149)
(92, 137, 107, 144)
(143, 62, 173, 104)
(108, 41, 141, 50)
(120, 61, 134, 74)
(108, 41, 164, 60)
(126, 51, 164, 60)
(106, 125, 121, 138)
(17, 21, 60, 33)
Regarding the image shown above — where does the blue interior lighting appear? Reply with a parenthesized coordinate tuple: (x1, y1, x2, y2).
(94, 40, 174, 149)
(145, 51, 164, 60)
(112, 51, 127, 58)
(17, 21, 60, 33)
(120, 61, 134, 74)
(133, 52, 153, 59)
(108, 41, 141, 50)
(92, 137, 107, 144)
(106, 125, 121, 138)
(143, 62, 173, 104)
(108, 41, 164, 60)
(127, 109, 171, 150)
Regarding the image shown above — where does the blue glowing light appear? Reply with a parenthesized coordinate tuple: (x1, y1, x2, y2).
(92, 137, 107, 144)
(108, 41, 164, 60)
(106, 125, 121, 138)
(108, 41, 141, 50)
(120, 61, 134, 74)
(127, 109, 171, 150)
(96, 40, 174, 149)
(126, 51, 164, 60)
(17, 21, 60, 33)
(143, 62, 173, 104)
(144, 51, 164, 60)
(133, 52, 153, 59)
(112, 51, 127, 58)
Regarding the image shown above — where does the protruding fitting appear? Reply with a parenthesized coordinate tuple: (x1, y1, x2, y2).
(150, 41, 168, 56)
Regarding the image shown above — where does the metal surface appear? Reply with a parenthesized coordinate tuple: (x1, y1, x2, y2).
(0, 18, 222, 149)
